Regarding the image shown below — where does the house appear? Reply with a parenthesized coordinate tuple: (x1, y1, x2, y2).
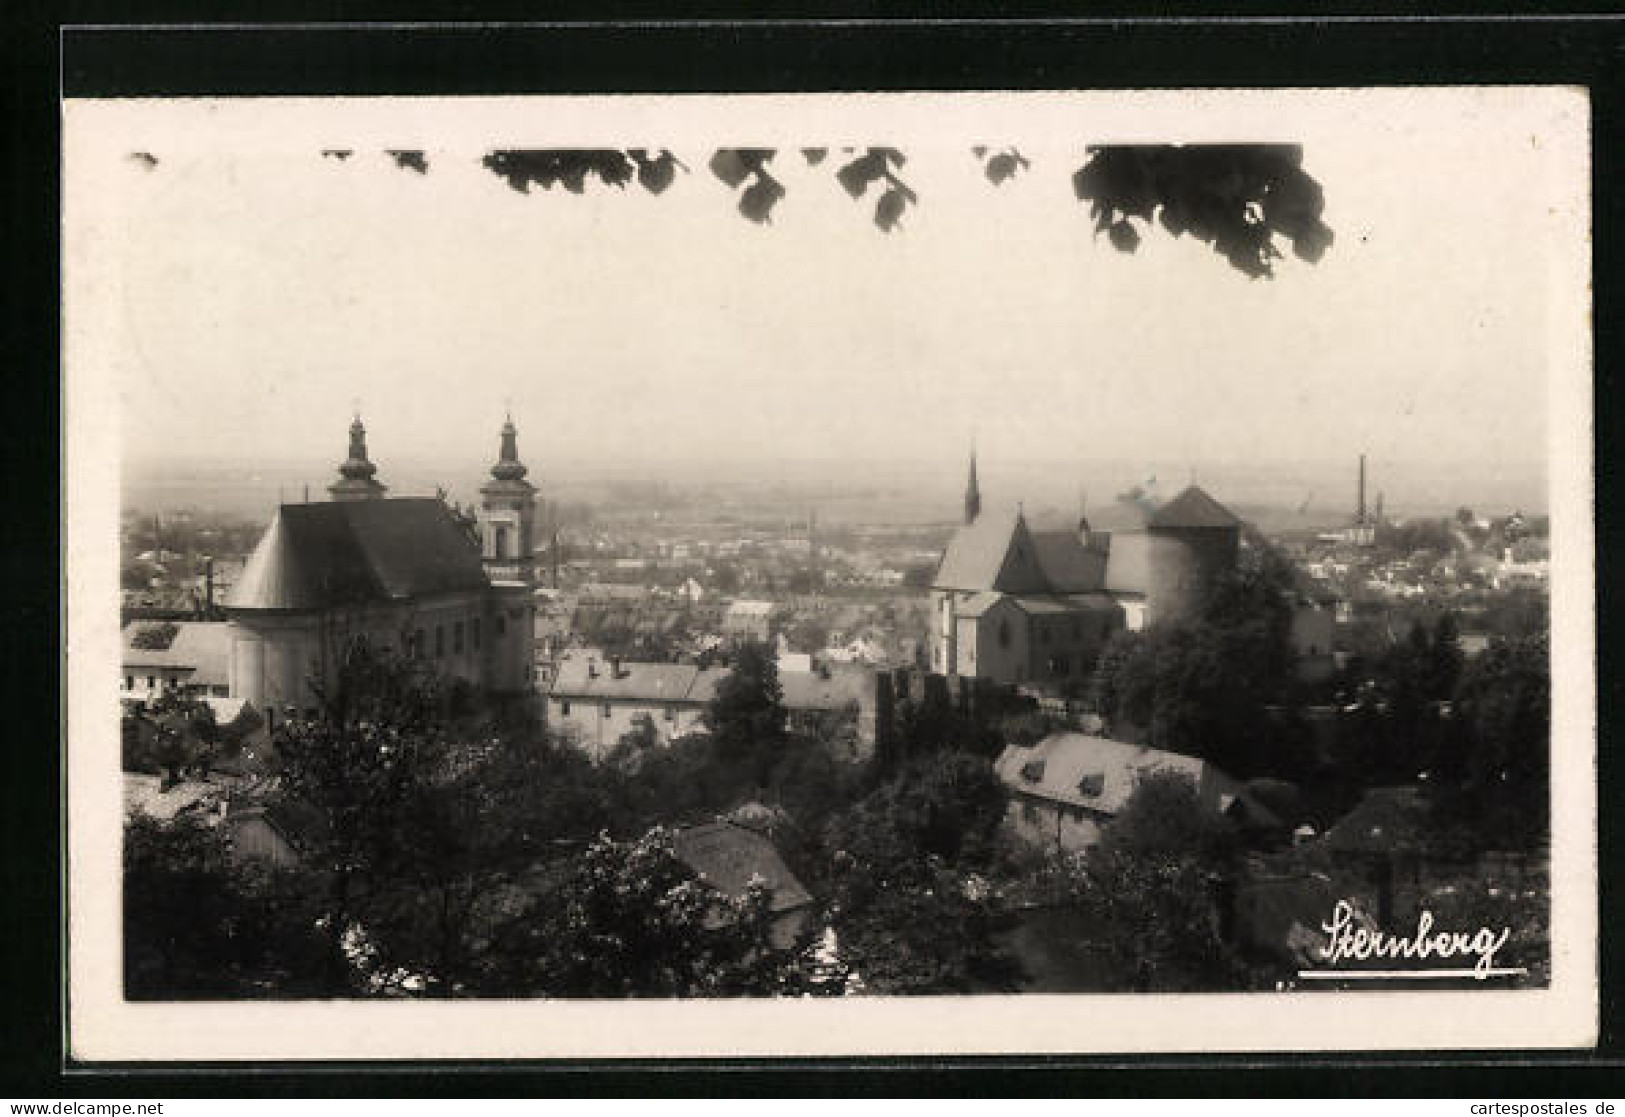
(547, 651, 884, 762)
(121, 620, 234, 703)
(993, 732, 1281, 854)
(546, 653, 723, 760)
(723, 600, 776, 644)
(931, 455, 1242, 690)
(671, 821, 816, 950)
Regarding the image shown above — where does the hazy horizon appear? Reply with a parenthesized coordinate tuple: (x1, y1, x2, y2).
(122, 445, 1548, 527)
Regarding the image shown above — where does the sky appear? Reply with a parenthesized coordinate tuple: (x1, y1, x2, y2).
(66, 91, 1587, 515)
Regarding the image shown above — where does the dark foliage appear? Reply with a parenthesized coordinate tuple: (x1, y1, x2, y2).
(1073, 144, 1333, 278)
(124, 814, 330, 998)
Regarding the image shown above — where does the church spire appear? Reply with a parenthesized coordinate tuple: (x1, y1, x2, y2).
(964, 449, 981, 525)
(490, 413, 529, 482)
(328, 414, 387, 501)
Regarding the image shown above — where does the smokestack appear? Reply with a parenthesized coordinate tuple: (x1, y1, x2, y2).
(204, 556, 215, 614)
(1358, 454, 1367, 522)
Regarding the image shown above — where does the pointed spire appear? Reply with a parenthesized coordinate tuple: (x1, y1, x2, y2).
(964, 447, 982, 525)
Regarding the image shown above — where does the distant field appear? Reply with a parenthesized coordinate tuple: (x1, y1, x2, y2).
(122, 454, 1548, 529)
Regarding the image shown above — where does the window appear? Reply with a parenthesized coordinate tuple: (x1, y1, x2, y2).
(212, 685, 229, 697)
(998, 619, 1011, 649)
(147, 675, 156, 688)
(124, 675, 134, 690)
(472, 618, 481, 649)
(560, 699, 571, 716)
(435, 626, 445, 657)
(663, 706, 677, 722)
(454, 621, 465, 654)
(495, 524, 510, 558)
(1078, 772, 1105, 798)
(413, 628, 425, 659)
(602, 702, 613, 718)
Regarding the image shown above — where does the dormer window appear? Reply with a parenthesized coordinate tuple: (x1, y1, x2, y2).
(1078, 772, 1105, 798)
(1020, 759, 1046, 783)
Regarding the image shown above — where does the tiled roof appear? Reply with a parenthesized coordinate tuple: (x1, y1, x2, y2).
(672, 821, 814, 915)
(550, 656, 703, 702)
(227, 498, 488, 611)
(1028, 530, 1107, 593)
(994, 732, 1279, 826)
(1147, 485, 1242, 530)
(121, 621, 233, 688)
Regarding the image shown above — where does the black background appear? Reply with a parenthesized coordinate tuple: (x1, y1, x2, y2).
(8, 3, 1622, 1098)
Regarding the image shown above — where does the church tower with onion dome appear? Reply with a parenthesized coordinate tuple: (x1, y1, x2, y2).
(327, 415, 388, 501)
(476, 414, 538, 690)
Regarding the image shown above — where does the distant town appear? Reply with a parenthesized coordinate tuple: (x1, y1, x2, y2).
(120, 417, 1551, 997)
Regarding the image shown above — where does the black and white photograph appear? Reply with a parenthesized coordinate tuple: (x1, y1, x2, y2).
(62, 87, 1595, 1059)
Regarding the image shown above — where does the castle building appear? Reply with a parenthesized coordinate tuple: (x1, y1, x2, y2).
(224, 416, 540, 712)
(930, 456, 1241, 690)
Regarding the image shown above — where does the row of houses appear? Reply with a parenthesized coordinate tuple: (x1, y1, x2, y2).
(545, 650, 883, 762)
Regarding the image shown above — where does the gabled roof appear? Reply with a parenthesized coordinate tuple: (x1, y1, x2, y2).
(993, 732, 1279, 827)
(227, 498, 488, 611)
(121, 621, 233, 687)
(1147, 485, 1242, 530)
(672, 821, 814, 915)
(933, 510, 1055, 594)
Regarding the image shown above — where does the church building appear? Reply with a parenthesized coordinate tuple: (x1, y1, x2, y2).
(931, 454, 1242, 690)
(224, 416, 540, 712)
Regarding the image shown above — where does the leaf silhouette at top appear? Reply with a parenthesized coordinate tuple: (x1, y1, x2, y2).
(709, 150, 784, 224)
(1073, 144, 1334, 278)
(980, 148, 1030, 186)
(387, 150, 429, 174)
(629, 149, 682, 195)
(482, 150, 637, 194)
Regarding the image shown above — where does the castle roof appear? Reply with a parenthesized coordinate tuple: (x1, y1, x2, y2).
(1147, 485, 1242, 529)
(227, 498, 488, 611)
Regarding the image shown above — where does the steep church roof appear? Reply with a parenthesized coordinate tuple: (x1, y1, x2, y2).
(932, 510, 1052, 594)
(1147, 485, 1242, 530)
(934, 510, 1110, 595)
(228, 498, 489, 611)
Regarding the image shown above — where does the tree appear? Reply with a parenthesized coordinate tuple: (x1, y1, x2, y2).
(1087, 546, 1298, 776)
(123, 814, 329, 998)
(477, 828, 820, 998)
(703, 639, 788, 786)
(821, 752, 1017, 993)
(1451, 631, 1550, 845)
(1062, 771, 1253, 992)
